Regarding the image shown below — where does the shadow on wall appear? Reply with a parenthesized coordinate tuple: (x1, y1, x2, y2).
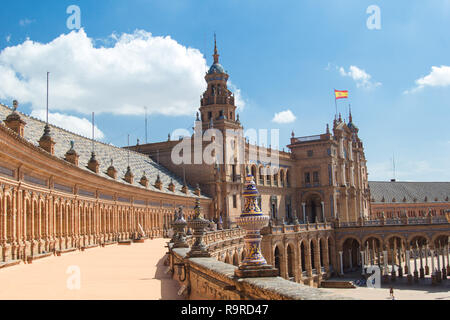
(153, 255, 184, 300)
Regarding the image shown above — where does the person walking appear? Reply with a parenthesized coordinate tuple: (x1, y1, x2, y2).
(389, 287, 394, 298)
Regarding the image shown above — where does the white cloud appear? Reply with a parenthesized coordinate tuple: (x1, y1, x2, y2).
(272, 109, 296, 124)
(0, 29, 245, 118)
(405, 65, 450, 94)
(31, 109, 105, 140)
(228, 80, 246, 110)
(5, 35, 11, 43)
(338, 65, 381, 89)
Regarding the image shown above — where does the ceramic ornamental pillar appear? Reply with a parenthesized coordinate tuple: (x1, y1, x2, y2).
(235, 175, 278, 278)
(186, 199, 211, 258)
(171, 207, 189, 249)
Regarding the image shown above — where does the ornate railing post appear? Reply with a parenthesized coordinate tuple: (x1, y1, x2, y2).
(235, 175, 278, 278)
(171, 206, 189, 248)
(186, 199, 211, 258)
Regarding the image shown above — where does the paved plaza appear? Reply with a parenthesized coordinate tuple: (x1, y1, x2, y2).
(0, 239, 182, 300)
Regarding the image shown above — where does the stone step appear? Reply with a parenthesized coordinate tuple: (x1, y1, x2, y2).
(0, 260, 21, 269)
(81, 244, 99, 251)
(27, 252, 53, 264)
(55, 247, 77, 256)
(320, 280, 356, 289)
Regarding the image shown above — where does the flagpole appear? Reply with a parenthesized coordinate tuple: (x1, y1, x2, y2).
(334, 88, 338, 118)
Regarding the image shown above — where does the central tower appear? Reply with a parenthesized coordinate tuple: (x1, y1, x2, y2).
(199, 36, 241, 132)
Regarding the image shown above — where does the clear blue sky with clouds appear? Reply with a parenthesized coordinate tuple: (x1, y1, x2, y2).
(0, 0, 449, 181)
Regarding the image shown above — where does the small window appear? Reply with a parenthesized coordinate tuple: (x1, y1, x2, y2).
(208, 111, 212, 119)
(307, 150, 314, 157)
(313, 171, 319, 183)
(233, 195, 237, 208)
(305, 172, 311, 183)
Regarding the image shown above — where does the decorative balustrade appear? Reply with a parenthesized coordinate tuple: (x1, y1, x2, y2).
(185, 228, 246, 252)
(337, 216, 449, 228)
(268, 222, 333, 234)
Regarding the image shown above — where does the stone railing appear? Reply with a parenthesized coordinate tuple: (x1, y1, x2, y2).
(184, 228, 246, 254)
(337, 216, 449, 228)
(168, 246, 353, 300)
(267, 222, 333, 235)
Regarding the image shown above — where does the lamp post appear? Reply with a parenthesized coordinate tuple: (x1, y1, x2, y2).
(235, 175, 278, 278)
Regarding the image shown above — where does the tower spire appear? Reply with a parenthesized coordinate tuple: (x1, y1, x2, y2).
(213, 33, 219, 64)
(349, 104, 352, 123)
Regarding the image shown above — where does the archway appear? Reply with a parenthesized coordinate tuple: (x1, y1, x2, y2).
(287, 244, 295, 279)
(304, 194, 322, 223)
(342, 237, 360, 273)
(274, 246, 281, 276)
(300, 241, 306, 273)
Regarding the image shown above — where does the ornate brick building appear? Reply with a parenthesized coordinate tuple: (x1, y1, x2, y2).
(0, 102, 211, 265)
(129, 40, 371, 228)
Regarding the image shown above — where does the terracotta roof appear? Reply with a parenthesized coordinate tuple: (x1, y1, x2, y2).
(0, 104, 208, 199)
(369, 181, 450, 204)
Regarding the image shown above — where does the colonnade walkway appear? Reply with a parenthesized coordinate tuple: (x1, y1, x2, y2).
(0, 239, 182, 300)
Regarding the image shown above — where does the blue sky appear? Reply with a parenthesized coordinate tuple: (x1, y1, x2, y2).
(0, 0, 449, 181)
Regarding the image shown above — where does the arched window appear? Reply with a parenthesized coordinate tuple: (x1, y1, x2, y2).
(280, 170, 285, 187)
(274, 169, 279, 187)
(300, 242, 306, 272)
(266, 167, 272, 186)
(310, 241, 316, 271)
(251, 166, 257, 181)
(286, 170, 291, 187)
(287, 245, 294, 279)
(259, 167, 264, 185)
(274, 246, 281, 276)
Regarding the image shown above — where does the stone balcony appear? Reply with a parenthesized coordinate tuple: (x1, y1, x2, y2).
(168, 246, 354, 300)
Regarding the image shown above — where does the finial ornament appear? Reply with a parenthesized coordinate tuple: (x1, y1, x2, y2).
(235, 175, 278, 278)
(12, 100, 18, 111)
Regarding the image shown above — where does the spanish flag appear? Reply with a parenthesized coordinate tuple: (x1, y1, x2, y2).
(334, 90, 349, 100)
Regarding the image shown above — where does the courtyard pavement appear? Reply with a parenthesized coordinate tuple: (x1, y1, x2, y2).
(323, 270, 450, 300)
(0, 238, 182, 300)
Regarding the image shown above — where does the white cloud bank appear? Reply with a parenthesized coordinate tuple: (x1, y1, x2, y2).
(0, 29, 212, 117)
(338, 65, 381, 89)
(31, 109, 105, 140)
(404, 65, 450, 94)
(272, 109, 296, 124)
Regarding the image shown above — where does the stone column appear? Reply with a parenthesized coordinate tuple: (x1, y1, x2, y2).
(397, 244, 403, 278)
(339, 251, 344, 276)
(419, 245, 425, 278)
(424, 245, 429, 275)
(323, 241, 330, 274)
(446, 244, 450, 275)
(301, 203, 306, 223)
(413, 248, 419, 282)
(391, 247, 396, 281)
(360, 250, 365, 275)
(430, 249, 435, 275)
(406, 249, 412, 284)
(320, 201, 325, 223)
(441, 247, 447, 280)
(436, 248, 442, 282)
